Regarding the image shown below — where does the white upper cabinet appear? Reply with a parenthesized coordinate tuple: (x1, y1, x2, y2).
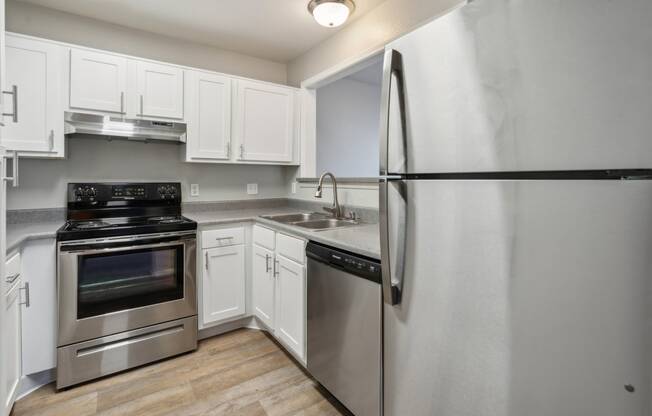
(185, 70, 231, 161)
(69, 49, 127, 114)
(135, 60, 184, 119)
(233, 80, 296, 163)
(2, 34, 64, 157)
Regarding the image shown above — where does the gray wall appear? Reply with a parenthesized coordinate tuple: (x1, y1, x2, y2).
(6, 0, 287, 84)
(316, 77, 380, 177)
(8, 138, 289, 210)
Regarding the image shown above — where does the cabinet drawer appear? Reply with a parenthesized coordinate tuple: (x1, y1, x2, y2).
(276, 233, 306, 265)
(253, 225, 275, 251)
(5, 252, 21, 291)
(202, 227, 244, 249)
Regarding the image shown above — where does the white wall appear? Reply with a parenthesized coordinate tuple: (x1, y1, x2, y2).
(8, 138, 288, 210)
(6, 0, 287, 84)
(287, 0, 461, 85)
(316, 78, 380, 177)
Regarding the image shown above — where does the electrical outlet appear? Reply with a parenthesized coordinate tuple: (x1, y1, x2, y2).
(291, 182, 297, 194)
(190, 184, 200, 197)
(247, 183, 258, 195)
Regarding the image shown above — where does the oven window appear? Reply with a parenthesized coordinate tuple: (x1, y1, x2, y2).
(77, 245, 184, 319)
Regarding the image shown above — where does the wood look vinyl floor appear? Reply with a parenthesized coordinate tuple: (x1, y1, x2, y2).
(12, 329, 349, 416)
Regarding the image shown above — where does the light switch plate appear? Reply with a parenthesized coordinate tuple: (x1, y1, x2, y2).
(190, 184, 200, 197)
(247, 183, 258, 195)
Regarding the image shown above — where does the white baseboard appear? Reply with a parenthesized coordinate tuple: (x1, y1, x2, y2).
(17, 368, 56, 400)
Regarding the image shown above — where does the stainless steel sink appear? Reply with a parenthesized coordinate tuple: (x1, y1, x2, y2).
(293, 218, 359, 230)
(261, 212, 329, 224)
(260, 212, 359, 230)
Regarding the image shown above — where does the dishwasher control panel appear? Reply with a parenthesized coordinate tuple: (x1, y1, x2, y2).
(306, 241, 381, 283)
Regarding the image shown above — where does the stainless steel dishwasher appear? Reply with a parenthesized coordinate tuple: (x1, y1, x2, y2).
(306, 241, 382, 416)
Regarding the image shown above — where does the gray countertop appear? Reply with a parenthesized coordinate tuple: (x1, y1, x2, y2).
(185, 208, 380, 260)
(6, 206, 381, 260)
(7, 221, 61, 253)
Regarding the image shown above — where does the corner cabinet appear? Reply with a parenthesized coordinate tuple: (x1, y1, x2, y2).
(1, 34, 64, 157)
(184, 70, 232, 161)
(233, 80, 297, 163)
(252, 225, 306, 362)
(199, 227, 246, 328)
(3, 252, 22, 416)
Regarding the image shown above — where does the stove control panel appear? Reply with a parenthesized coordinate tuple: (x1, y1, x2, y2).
(68, 183, 181, 203)
(112, 185, 147, 199)
(157, 184, 178, 199)
(73, 185, 97, 202)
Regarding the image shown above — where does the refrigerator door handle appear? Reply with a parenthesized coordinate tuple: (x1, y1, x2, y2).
(380, 178, 408, 305)
(379, 48, 407, 176)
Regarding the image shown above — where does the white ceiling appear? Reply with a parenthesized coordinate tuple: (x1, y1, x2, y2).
(15, 0, 385, 62)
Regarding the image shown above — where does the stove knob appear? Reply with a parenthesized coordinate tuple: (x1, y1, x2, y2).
(89, 187, 97, 197)
(75, 188, 83, 197)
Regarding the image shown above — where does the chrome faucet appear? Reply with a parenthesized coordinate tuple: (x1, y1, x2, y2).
(315, 171, 342, 218)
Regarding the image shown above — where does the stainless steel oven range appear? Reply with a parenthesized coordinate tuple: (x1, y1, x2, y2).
(55, 182, 198, 389)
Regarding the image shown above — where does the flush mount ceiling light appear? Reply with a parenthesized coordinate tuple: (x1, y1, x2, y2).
(308, 0, 356, 28)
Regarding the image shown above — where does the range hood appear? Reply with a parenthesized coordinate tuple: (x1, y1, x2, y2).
(64, 112, 186, 144)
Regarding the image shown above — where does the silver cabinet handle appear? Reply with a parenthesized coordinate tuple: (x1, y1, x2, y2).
(120, 91, 125, 114)
(239, 144, 244, 159)
(3, 150, 19, 187)
(265, 254, 271, 273)
(2, 85, 18, 123)
(5, 273, 20, 285)
(49, 129, 54, 151)
(205, 251, 209, 270)
(139, 94, 144, 116)
(215, 237, 233, 241)
(379, 49, 407, 177)
(19, 282, 30, 308)
(225, 142, 230, 157)
(273, 258, 280, 277)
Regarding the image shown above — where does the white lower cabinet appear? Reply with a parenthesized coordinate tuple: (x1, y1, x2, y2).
(252, 244, 275, 329)
(252, 225, 306, 362)
(200, 228, 246, 328)
(274, 255, 305, 359)
(20, 239, 57, 376)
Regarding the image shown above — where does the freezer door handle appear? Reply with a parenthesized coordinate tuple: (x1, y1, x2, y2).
(379, 48, 407, 177)
(380, 178, 408, 305)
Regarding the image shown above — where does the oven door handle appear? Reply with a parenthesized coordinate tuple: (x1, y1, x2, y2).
(59, 239, 187, 255)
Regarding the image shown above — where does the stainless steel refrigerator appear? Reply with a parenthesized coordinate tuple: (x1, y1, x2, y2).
(379, 0, 652, 415)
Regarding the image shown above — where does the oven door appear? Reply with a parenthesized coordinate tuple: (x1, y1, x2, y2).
(58, 232, 197, 346)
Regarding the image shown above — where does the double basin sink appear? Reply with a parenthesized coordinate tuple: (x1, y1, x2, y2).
(260, 212, 359, 231)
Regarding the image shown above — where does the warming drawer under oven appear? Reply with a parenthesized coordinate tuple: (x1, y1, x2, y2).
(57, 231, 197, 347)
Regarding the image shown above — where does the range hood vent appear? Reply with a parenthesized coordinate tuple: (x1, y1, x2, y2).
(64, 112, 187, 144)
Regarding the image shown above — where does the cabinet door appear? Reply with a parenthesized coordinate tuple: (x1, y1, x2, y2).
(3, 283, 21, 416)
(201, 245, 245, 326)
(185, 71, 231, 161)
(233, 80, 295, 163)
(69, 49, 127, 114)
(136, 60, 184, 119)
(275, 255, 306, 360)
(2, 35, 63, 155)
(252, 244, 274, 329)
(21, 239, 56, 376)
